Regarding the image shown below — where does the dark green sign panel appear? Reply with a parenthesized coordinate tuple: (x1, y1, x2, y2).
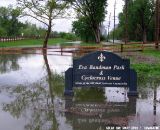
(64, 51, 138, 96)
(73, 51, 130, 87)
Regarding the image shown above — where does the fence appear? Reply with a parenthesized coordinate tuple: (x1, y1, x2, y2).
(102, 42, 159, 52)
(121, 42, 160, 52)
(0, 35, 55, 42)
(0, 37, 159, 53)
(0, 37, 26, 42)
(53, 42, 159, 54)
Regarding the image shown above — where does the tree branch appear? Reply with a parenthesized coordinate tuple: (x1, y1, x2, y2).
(24, 13, 49, 26)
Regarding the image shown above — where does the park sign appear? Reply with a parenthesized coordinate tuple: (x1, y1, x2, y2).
(64, 51, 138, 96)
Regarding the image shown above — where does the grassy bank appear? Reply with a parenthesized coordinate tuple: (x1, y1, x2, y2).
(131, 49, 160, 86)
(0, 38, 104, 48)
(0, 38, 73, 47)
(132, 63, 160, 77)
(143, 49, 160, 58)
(132, 63, 160, 87)
(133, 50, 160, 76)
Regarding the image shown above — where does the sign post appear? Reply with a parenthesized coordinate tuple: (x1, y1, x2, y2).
(64, 51, 138, 96)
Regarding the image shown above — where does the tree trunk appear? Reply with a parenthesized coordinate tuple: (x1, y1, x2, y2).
(42, 49, 58, 129)
(43, 19, 52, 48)
(93, 24, 101, 44)
(42, 49, 54, 103)
(143, 28, 147, 44)
(85, 36, 89, 43)
(155, 0, 160, 49)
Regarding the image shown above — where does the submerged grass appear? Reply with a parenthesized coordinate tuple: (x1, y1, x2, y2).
(132, 63, 160, 88)
(132, 63, 160, 77)
(130, 48, 160, 86)
(143, 49, 160, 58)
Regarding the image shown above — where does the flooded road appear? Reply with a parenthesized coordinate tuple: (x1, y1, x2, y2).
(0, 48, 160, 130)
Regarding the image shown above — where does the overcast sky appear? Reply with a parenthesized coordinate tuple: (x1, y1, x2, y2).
(0, 0, 124, 32)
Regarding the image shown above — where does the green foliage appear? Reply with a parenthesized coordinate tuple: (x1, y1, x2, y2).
(132, 63, 160, 88)
(59, 32, 77, 40)
(20, 22, 46, 37)
(109, 25, 124, 40)
(143, 50, 160, 58)
(0, 6, 48, 38)
(52, 31, 59, 38)
(0, 27, 7, 36)
(72, 17, 95, 42)
(64, 33, 77, 40)
(115, 0, 155, 42)
(84, 0, 107, 23)
(70, 0, 107, 43)
(0, 6, 23, 36)
(132, 63, 160, 77)
(17, 0, 69, 47)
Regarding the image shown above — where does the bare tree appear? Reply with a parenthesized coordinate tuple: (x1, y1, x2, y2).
(17, 0, 68, 48)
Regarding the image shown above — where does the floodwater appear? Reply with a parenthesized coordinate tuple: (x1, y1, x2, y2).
(0, 47, 160, 130)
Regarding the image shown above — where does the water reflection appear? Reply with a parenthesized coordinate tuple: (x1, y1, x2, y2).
(0, 49, 160, 130)
(2, 83, 59, 130)
(105, 88, 128, 102)
(0, 50, 70, 130)
(74, 88, 106, 102)
(0, 50, 72, 86)
(0, 54, 23, 74)
(64, 93, 136, 129)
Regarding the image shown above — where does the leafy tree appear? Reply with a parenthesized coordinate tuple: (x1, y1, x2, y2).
(0, 27, 7, 36)
(68, 0, 107, 43)
(117, 0, 155, 43)
(109, 26, 124, 40)
(8, 8, 22, 36)
(72, 16, 94, 42)
(0, 7, 10, 33)
(52, 31, 59, 38)
(0, 6, 23, 36)
(20, 22, 46, 37)
(17, 0, 69, 48)
(58, 32, 76, 40)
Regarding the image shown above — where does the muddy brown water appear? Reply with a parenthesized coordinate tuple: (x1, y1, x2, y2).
(0, 48, 160, 130)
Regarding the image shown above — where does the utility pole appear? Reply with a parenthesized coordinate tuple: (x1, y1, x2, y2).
(155, 0, 160, 49)
(125, 0, 128, 44)
(113, 0, 116, 44)
(107, 13, 111, 42)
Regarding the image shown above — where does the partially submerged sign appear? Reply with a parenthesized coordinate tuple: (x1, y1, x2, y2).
(64, 97, 137, 128)
(64, 51, 138, 96)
